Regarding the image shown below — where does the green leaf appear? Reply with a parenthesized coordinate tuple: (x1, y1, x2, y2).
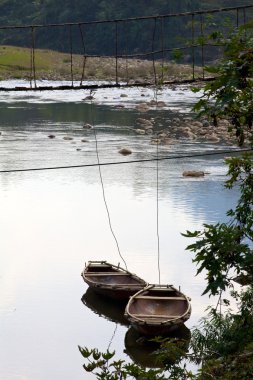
(92, 349, 101, 360)
(102, 350, 115, 361)
(83, 362, 97, 372)
(78, 346, 92, 358)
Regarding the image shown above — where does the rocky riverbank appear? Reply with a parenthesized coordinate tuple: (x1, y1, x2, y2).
(133, 112, 242, 146)
(130, 100, 251, 148)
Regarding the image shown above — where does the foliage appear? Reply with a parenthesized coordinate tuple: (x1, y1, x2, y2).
(190, 287, 253, 380)
(191, 287, 253, 359)
(192, 22, 253, 146)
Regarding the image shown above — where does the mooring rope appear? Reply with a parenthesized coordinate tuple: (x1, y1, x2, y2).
(90, 98, 128, 270)
(107, 324, 118, 352)
(156, 132, 161, 285)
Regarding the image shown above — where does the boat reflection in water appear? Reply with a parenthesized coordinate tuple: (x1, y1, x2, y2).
(124, 324, 191, 369)
(81, 286, 130, 327)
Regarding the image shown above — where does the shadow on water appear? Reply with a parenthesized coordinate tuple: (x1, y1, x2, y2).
(81, 287, 191, 370)
(81, 287, 129, 327)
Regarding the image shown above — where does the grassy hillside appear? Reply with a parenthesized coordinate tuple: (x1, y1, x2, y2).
(0, 45, 203, 82)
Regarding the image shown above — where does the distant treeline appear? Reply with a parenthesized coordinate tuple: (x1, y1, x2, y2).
(0, 0, 252, 61)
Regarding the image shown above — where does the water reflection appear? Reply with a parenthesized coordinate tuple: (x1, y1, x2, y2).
(124, 325, 191, 368)
(81, 287, 129, 327)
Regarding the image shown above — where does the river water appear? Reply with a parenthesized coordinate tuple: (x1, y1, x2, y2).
(0, 81, 239, 379)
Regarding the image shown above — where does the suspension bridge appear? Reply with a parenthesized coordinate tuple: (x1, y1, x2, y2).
(0, 4, 252, 91)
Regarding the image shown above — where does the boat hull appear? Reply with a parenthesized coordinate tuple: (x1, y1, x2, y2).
(87, 283, 145, 300)
(130, 319, 187, 336)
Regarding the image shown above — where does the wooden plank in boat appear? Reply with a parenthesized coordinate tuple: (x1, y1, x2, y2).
(134, 296, 186, 300)
(133, 314, 179, 318)
(84, 272, 130, 276)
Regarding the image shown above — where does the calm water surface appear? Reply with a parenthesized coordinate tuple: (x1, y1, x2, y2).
(0, 83, 239, 379)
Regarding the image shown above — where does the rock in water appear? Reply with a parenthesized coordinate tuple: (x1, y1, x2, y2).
(118, 148, 132, 156)
(182, 171, 205, 177)
(83, 123, 92, 129)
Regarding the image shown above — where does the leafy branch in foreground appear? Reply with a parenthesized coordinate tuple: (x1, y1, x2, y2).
(78, 333, 199, 379)
(78, 345, 170, 379)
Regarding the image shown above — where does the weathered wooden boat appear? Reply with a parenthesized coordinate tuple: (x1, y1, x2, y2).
(81, 260, 147, 300)
(81, 287, 129, 326)
(124, 284, 191, 335)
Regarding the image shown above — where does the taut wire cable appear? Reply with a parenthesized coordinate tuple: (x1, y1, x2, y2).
(0, 148, 252, 174)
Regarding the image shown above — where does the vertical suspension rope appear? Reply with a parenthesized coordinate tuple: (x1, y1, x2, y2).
(69, 25, 73, 86)
(161, 17, 165, 84)
(124, 20, 129, 85)
(191, 14, 195, 80)
(200, 14, 205, 80)
(79, 23, 87, 86)
(152, 17, 157, 86)
(115, 21, 118, 85)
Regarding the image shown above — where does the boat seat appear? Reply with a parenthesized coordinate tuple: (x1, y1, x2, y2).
(134, 296, 186, 300)
(85, 272, 130, 276)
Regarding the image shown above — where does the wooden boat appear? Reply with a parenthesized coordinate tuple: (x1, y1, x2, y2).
(124, 284, 191, 335)
(81, 260, 147, 300)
